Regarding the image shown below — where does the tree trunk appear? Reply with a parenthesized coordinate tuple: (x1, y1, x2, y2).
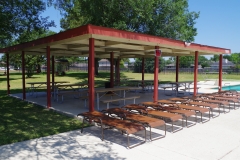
(37, 64, 41, 73)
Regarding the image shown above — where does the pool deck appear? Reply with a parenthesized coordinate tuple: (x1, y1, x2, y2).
(1, 80, 240, 160)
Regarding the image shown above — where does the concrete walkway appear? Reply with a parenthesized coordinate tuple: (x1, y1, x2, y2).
(1, 81, 240, 160)
(1, 108, 240, 160)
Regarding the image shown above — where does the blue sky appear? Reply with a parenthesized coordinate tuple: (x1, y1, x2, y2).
(1, 0, 239, 58)
(188, 0, 240, 53)
(43, 0, 240, 53)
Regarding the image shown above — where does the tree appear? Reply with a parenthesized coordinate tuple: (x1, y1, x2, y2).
(178, 56, 194, 68)
(229, 53, 240, 64)
(210, 55, 219, 62)
(0, 0, 56, 77)
(198, 56, 210, 68)
(48, 0, 199, 75)
(1, 30, 56, 77)
(49, 0, 199, 42)
(0, 0, 55, 48)
(133, 57, 164, 73)
(223, 55, 232, 62)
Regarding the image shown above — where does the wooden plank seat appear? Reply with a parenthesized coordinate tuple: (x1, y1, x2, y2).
(102, 108, 166, 141)
(169, 97, 189, 103)
(141, 102, 196, 128)
(212, 96, 239, 110)
(175, 104, 210, 123)
(170, 96, 220, 118)
(216, 90, 240, 97)
(56, 91, 81, 102)
(77, 111, 146, 149)
(210, 93, 240, 109)
(122, 104, 183, 133)
(214, 94, 240, 100)
(196, 96, 231, 113)
(27, 86, 48, 97)
(180, 87, 200, 95)
(185, 101, 220, 118)
(101, 96, 140, 109)
(159, 86, 175, 96)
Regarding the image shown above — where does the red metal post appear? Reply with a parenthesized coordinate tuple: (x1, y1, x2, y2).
(110, 52, 114, 88)
(22, 51, 26, 100)
(46, 46, 51, 108)
(153, 46, 159, 102)
(176, 56, 179, 82)
(218, 54, 223, 92)
(142, 57, 145, 89)
(6, 53, 10, 94)
(193, 51, 199, 96)
(51, 55, 55, 92)
(117, 58, 120, 85)
(89, 38, 95, 112)
(88, 57, 89, 84)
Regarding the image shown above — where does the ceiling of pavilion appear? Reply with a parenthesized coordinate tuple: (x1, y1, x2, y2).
(0, 25, 231, 59)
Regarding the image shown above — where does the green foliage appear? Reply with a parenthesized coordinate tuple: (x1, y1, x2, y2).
(211, 53, 240, 67)
(134, 57, 164, 73)
(0, 0, 55, 48)
(0, 0, 56, 77)
(48, 0, 199, 74)
(229, 53, 240, 64)
(49, 0, 199, 42)
(210, 55, 219, 62)
(198, 56, 210, 68)
(1, 30, 56, 77)
(179, 56, 194, 68)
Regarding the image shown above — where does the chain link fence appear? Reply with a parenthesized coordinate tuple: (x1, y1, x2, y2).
(68, 60, 240, 75)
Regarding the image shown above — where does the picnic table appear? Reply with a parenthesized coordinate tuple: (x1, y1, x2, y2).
(27, 81, 69, 97)
(53, 83, 88, 101)
(168, 81, 194, 96)
(126, 80, 155, 92)
(95, 87, 141, 110)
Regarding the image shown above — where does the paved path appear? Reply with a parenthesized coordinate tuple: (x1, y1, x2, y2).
(1, 107, 240, 160)
(2, 80, 240, 159)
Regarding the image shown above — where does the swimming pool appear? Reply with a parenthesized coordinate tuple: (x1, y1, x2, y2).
(215, 84, 240, 91)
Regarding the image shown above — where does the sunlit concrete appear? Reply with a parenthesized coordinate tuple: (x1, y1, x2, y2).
(1, 80, 240, 160)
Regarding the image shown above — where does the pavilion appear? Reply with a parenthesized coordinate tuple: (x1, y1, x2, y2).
(0, 24, 231, 111)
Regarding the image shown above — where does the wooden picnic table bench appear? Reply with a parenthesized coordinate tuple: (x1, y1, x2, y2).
(101, 96, 140, 109)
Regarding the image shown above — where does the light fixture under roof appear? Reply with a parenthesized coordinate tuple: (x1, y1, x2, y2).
(184, 42, 191, 46)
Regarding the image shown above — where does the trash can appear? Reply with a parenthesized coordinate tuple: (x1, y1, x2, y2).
(105, 82, 113, 94)
(105, 82, 111, 88)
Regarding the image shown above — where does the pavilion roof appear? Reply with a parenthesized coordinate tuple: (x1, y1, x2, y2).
(0, 24, 231, 58)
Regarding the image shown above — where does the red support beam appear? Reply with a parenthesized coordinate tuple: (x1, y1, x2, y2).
(176, 56, 179, 82)
(6, 53, 10, 94)
(142, 57, 145, 89)
(88, 57, 90, 84)
(22, 51, 26, 100)
(110, 52, 114, 88)
(218, 54, 223, 92)
(89, 38, 95, 112)
(51, 56, 55, 92)
(46, 46, 51, 108)
(153, 46, 159, 102)
(193, 51, 199, 96)
(116, 58, 120, 85)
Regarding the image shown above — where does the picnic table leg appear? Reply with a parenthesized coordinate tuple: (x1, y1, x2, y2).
(97, 93, 100, 111)
(123, 90, 126, 105)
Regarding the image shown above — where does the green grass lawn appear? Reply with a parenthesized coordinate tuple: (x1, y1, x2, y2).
(0, 94, 88, 146)
(0, 70, 239, 146)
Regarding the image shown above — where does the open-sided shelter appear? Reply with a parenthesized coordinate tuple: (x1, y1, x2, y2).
(0, 24, 231, 111)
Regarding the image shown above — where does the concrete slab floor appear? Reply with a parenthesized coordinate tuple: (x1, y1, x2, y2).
(1, 81, 240, 159)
